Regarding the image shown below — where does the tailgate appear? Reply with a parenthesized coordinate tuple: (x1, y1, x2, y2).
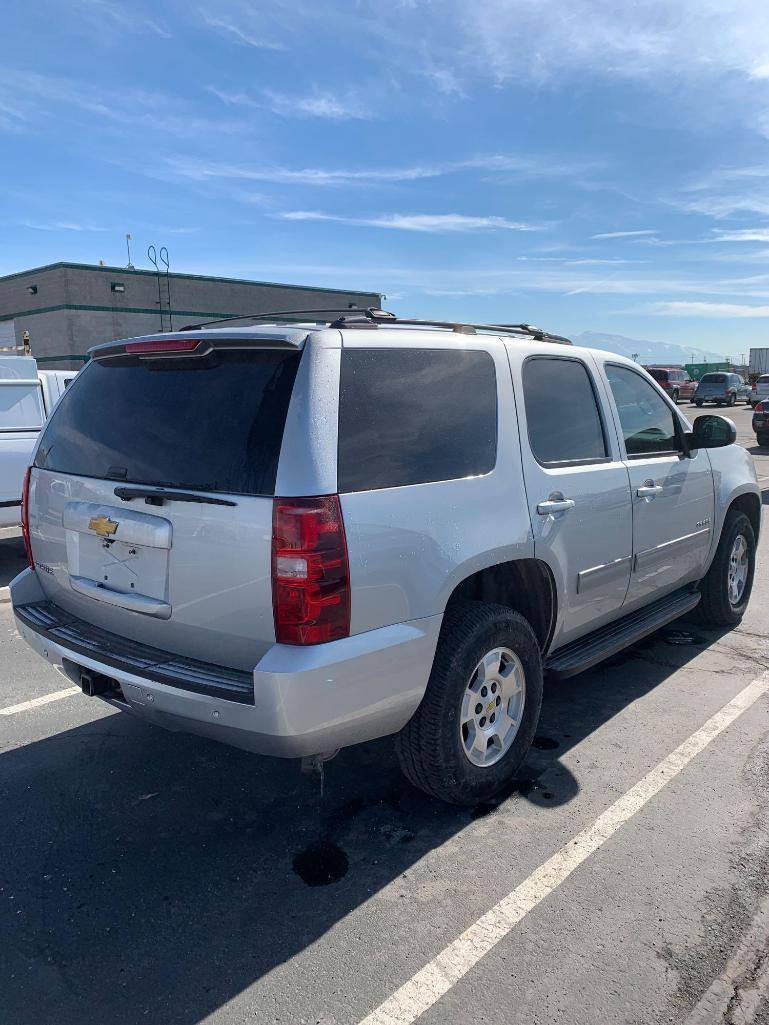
(27, 343, 302, 671)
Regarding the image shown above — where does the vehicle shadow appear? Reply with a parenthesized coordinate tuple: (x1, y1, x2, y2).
(0, 619, 730, 1025)
(0, 534, 25, 588)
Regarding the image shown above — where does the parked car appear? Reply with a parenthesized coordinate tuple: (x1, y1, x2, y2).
(643, 366, 696, 403)
(752, 400, 769, 447)
(0, 357, 77, 529)
(693, 371, 743, 407)
(737, 380, 753, 404)
(749, 374, 769, 408)
(10, 312, 761, 805)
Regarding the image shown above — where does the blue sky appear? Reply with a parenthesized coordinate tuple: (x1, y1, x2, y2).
(3, 1, 769, 353)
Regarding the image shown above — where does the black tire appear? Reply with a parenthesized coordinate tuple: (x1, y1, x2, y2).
(728, 392, 736, 407)
(694, 400, 703, 408)
(757, 432, 769, 448)
(395, 602, 543, 806)
(671, 389, 679, 404)
(697, 512, 756, 627)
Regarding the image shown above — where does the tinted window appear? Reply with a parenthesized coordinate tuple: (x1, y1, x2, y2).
(700, 373, 726, 384)
(523, 357, 607, 464)
(338, 348, 497, 491)
(36, 348, 301, 496)
(647, 368, 667, 383)
(0, 383, 44, 431)
(606, 364, 679, 456)
(760, 376, 769, 384)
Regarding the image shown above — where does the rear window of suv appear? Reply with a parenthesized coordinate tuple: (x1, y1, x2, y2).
(700, 373, 726, 383)
(35, 348, 301, 496)
(338, 348, 497, 491)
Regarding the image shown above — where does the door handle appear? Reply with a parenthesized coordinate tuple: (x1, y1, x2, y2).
(537, 498, 576, 515)
(636, 482, 663, 498)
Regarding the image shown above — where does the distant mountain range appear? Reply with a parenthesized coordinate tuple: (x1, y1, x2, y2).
(572, 331, 727, 366)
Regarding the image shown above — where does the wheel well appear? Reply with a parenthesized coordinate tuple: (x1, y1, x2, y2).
(728, 493, 761, 541)
(445, 559, 556, 652)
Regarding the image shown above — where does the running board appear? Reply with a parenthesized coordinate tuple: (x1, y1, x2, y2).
(545, 588, 701, 679)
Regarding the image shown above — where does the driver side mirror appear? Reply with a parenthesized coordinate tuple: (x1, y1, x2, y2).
(686, 414, 737, 452)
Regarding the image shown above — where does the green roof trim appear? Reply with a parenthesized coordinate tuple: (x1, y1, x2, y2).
(0, 261, 381, 298)
(0, 303, 322, 322)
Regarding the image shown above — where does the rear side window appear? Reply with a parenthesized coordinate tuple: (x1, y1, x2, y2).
(0, 383, 44, 431)
(522, 357, 607, 465)
(338, 348, 497, 492)
(761, 376, 769, 384)
(647, 369, 667, 382)
(35, 348, 301, 496)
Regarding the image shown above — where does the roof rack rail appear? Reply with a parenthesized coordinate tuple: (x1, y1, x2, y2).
(179, 308, 394, 331)
(179, 307, 572, 344)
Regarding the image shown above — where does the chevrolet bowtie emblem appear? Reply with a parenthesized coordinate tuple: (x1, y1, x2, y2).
(88, 515, 119, 538)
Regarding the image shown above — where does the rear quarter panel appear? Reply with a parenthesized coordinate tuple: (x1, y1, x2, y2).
(704, 444, 761, 558)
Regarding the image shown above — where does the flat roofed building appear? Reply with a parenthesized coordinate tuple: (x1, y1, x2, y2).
(0, 262, 381, 368)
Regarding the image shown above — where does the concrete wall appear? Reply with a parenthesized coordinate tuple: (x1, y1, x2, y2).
(0, 263, 381, 368)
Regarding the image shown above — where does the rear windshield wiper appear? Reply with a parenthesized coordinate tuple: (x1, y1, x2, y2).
(114, 486, 237, 507)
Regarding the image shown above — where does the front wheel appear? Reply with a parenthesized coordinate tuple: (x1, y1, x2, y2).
(671, 389, 680, 404)
(728, 392, 736, 407)
(395, 602, 543, 805)
(695, 400, 703, 407)
(697, 512, 756, 626)
(757, 432, 769, 448)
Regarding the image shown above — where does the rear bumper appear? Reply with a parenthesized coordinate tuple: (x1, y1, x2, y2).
(10, 568, 441, 758)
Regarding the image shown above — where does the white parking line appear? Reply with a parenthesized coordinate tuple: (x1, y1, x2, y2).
(0, 687, 80, 715)
(358, 674, 769, 1025)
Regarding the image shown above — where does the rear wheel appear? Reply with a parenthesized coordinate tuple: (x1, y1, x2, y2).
(395, 602, 543, 805)
(697, 512, 756, 627)
(757, 432, 769, 448)
(671, 389, 680, 404)
(694, 400, 703, 407)
(728, 392, 736, 406)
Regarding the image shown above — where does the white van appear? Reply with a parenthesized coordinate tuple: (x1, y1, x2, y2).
(0, 357, 77, 528)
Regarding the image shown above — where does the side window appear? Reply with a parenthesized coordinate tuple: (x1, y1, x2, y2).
(606, 364, 679, 457)
(338, 348, 497, 492)
(522, 357, 607, 465)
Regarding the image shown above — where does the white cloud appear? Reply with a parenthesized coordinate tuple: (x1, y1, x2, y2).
(76, 0, 171, 39)
(199, 12, 284, 50)
(591, 229, 658, 239)
(709, 229, 769, 243)
(208, 86, 371, 120)
(279, 211, 542, 233)
(0, 71, 246, 139)
(163, 152, 595, 188)
(651, 301, 769, 317)
(440, 0, 769, 88)
(22, 220, 107, 232)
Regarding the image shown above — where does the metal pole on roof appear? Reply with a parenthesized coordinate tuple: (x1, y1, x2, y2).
(147, 245, 165, 332)
(160, 247, 172, 332)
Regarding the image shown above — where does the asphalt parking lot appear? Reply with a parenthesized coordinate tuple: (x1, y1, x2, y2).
(2, 404, 769, 1025)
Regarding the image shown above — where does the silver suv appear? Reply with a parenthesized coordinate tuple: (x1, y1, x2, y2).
(11, 310, 761, 805)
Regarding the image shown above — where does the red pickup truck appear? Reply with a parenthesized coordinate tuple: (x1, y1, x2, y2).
(644, 366, 697, 403)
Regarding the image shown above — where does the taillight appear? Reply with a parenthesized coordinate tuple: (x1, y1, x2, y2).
(21, 466, 34, 568)
(756, 401, 765, 412)
(272, 496, 350, 645)
(752, 383, 757, 392)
